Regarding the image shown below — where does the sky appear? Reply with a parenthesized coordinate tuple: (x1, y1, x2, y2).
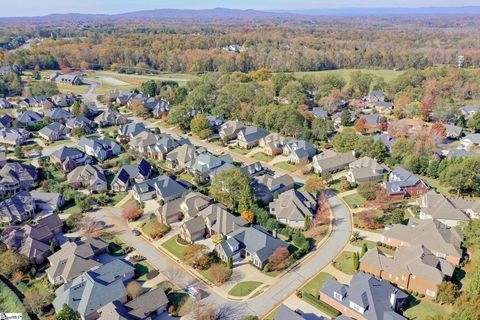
(0, 0, 479, 17)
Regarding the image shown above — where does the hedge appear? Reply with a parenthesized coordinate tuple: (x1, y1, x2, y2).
(302, 293, 341, 317)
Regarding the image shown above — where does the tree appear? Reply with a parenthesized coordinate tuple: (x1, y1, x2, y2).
(122, 203, 142, 221)
(208, 263, 232, 285)
(431, 122, 446, 140)
(190, 114, 211, 135)
(460, 218, 480, 249)
(464, 264, 480, 297)
(228, 257, 233, 269)
(358, 210, 381, 229)
(241, 210, 255, 224)
(168, 105, 191, 131)
(183, 244, 211, 269)
(436, 281, 458, 304)
(71, 100, 82, 116)
(361, 243, 368, 257)
(421, 95, 436, 120)
(24, 286, 52, 315)
(440, 157, 480, 196)
(0, 250, 30, 278)
(357, 182, 379, 200)
(141, 80, 158, 97)
(268, 247, 291, 271)
(71, 127, 86, 138)
(341, 110, 353, 126)
(354, 118, 368, 133)
(14, 145, 23, 158)
(332, 128, 358, 152)
(467, 110, 480, 132)
(311, 118, 334, 142)
(127, 281, 142, 299)
(210, 168, 250, 210)
(389, 209, 405, 225)
(30, 81, 60, 96)
(304, 176, 325, 195)
(149, 218, 170, 239)
(131, 101, 150, 118)
(353, 252, 359, 270)
(77, 215, 100, 236)
(54, 304, 80, 320)
(238, 183, 254, 213)
(374, 187, 391, 211)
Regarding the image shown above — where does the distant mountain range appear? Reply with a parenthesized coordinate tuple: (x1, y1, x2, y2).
(1, 6, 480, 23)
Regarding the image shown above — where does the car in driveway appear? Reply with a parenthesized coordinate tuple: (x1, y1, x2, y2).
(132, 229, 141, 236)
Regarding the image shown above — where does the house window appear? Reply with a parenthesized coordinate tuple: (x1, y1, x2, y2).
(426, 289, 436, 298)
(436, 252, 447, 259)
(349, 301, 365, 314)
(334, 292, 343, 301)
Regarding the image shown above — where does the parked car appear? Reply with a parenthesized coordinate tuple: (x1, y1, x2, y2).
(132, 229, 141, 236)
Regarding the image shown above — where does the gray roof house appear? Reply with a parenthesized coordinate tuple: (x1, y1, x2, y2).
(157, 191, 212, 225)
(147, 134, 179, 160)
(459, 105, 479, 118)
(53, 259, 135, 320)
(312, 150, 356, 175)
(0, 162, 37, 195)
(45, 108, 74, 123)
(165, 143, 197, 169)
(46, 238, 109, 285)
(67, 164, 108, 193)
(444, 124, 463, 139)
(118, 122, 147, 140)
(201, 203, 248, 236)
(94, 109, 128, 127)
(111, 159, 153, 192)
(359, 114, 381, 126)
(374, 101, 394, 115)
(285, 140, 317, 164)
(368, 91, 386, 102)
(311, 107, 329, 120)
(78, 137, 121, 161)
(319, 272, 407, 320)
(0, 98, 12, 109)
(274, 304, 306, 320)
(132, 175, 187, 203)
(51, 94, 75, 107)
(152, 99, 171, 118)
(237, 126, 269, 148)
(219, 120, 245, 140)
(66, 116, 95, 131)
(215, 226, 289, 269)
(0, 127, 29, 145)
(50, 146, 92, 171)
(0, 191, 35, 224)
(179, 216, 206, 243)
(269, 189, 316, 228)
(129, 130, 158, 154)
(255, 173, 295, 194)
(461, 133, 480, 148)
(373, 133, 397, 152)
(382, 167, 429, 199)
(346, 156, 390, 183)
(17, 110, 43, 126)
(185, 152, 233, 183)
(241, 162, 266, 177)
(38, 122, 69, 141)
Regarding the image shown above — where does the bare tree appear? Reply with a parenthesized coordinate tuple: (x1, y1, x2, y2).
(78, 215, 101, 236)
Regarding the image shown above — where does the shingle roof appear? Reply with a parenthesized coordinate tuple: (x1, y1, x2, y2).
(274, 304, 306, 320)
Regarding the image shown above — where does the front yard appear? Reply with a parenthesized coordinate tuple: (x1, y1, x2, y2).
(273, 161, 297, 172)
(300, 272, 335, 296)
(342, 193, 366, 209)
(134, 261, 155, 281)
(162, 235, 187, 260)
(228, 281, 262, 297)
(252, 152, 274, 162)
(332, 251, 357, 275)
(229, 146, 250, 155)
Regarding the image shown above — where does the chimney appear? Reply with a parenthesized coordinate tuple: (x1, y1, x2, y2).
(390, 290, 397, 307)
(272, 229, 277, 238)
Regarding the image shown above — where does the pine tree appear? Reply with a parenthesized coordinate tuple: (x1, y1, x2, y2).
(238, 184, 254, 213)
(361, 243, 368, 257)
(304, 215, 311, 231)
(228, 257, 233, 269)
(353, 252, 359, 270)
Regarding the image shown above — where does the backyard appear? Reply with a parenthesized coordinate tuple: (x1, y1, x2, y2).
(332, 251, 357, 275)
(403, 295, 454, 319)
(0, 279, 30, 320)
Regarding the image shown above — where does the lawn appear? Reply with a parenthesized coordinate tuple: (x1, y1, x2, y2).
(229, 146, 250, 155)
(56, 82, 90, 95)
(300, 272, 335, 296)
(273, 161, 297, 172)
(162, 235, 187, 260)
(327, 178, 343, 193)
(119, 197, 138, 209)
(134, 261, 155, 281)
(332, 251, 357, 275)
(293, 69, 404, 83)
(418, 175, 453, 196)
(178, 172, 195, 185)
(62, 201, 82, 215)
(106, 236, 127, 256)
(167, 292, 193, 316)
(0, 279, 30, 320)
(350, 239, 377, 250)
(403, 295, 454, 319)
(342, 193, 366, 209)
(252, 152, 274, 162)
(228, 281, 262, 297)
(111, 192, 128, 205)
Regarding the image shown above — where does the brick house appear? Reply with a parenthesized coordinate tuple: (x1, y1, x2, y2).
(382, 167, 429, 200)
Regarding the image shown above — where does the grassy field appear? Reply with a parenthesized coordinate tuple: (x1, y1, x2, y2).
(293, 69, 404, 83)
(0, 279, 30, 320)
(300, 272, 335, 296)
(228, 281, 262, 297)
(162, 235, 187, 260)
(332, 251, 357, 275)
(251, 152, 274, 162)
(342, 193, 366, 209)
(273, 161, 298, 172)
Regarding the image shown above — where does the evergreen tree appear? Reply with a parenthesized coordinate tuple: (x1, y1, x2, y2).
(353, 252, 360, 270)
(361, 243, 368, 257)
(238, 184, 254, 213)
(54, 304, 80, 320)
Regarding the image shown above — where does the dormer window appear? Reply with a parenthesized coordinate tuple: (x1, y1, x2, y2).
(349, 301, 365, 314)
(333, 291, 343, 301)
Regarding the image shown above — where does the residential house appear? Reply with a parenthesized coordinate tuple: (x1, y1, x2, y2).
(0, 162, 37, 195)
(360, 245, 455, 299)
(444, 124, 463, 139)
(165, 144, 197, 169)
(311, 107, 329, 120)
(111, 159, 153, 192)
(0, 149, 6, 167)
(51, 94, 75, 107)
(157, 192, 212, 224)
(1, 213, 63, 264)
(147, 134, 179, 160)
(359, 114, 381, 128)
(132, 175, 186, 202)
(374, 101, 394, 115)
(185, 152, 233, 183)
(17, 110, 43, 127)
(0, 98, 11, 109)
(30, 191, 65, 213)
(332, 111, 357, 127)
(0, 191, 35, 224)
(382, 167, 429, 200)
(94, 109, 128, 127)
(206, 115, 225, 132)
(312, 150, 356, 175)
(18, 96, 50, 109)
(0, 114, 14, 128)
(118, 122, 148, 144)
(417, 190, 480, 227)
(461, 133, 480, 149)
(0, 127, 29, 145)
(66, 116, 95, 132)
(241, 162, 266, 178)
(219, 120, 245, 141)
(382, 218, 463, 265)
(269, 189, 316, 228)
(46, 238, 109, 285)
(368, 91, 386, 103)
(346, 156, 390, 184)
(152, 99, 171, 118)
(202, 204, 248, 237)
(459, 105, 479, 118)
(237, 126, 269, 148)
(215, 226, 289, 269)
(179, 216, 206, 243)
(320, 272, 407, 320)
(373, 133, 397, 153)
(255, 173, 295, 194)
(115, 92, 134, 106)
(284, 139, 317, 164)
(259, 133, 285, 156)
(45, 108, 74, 123)
(53, 259, 135, 320)
(38, 122, 69, 141)
(78, 136, 121, 161)
(274, 305, 306, 320)
(50, 146, 92, 171)
(67, 164, 108, 193)
(56, 74, 82, 85)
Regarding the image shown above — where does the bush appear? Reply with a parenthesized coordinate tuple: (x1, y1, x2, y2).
(208, 263, 232, 285)
(357, 182, 380, 200)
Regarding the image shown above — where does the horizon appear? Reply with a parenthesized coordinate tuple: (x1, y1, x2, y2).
(0, 1, 479, 18)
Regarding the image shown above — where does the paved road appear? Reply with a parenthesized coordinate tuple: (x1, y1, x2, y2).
(82, 79, 102, 101)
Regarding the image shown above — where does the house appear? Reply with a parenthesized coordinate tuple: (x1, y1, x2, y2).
(67, 164, 108, 193)
(19, 96, 50, 109)
(111, 159, 153, 192)
(116, 92, 134, 106)
(206, 115, 225, 131)
(66, 116, 95, 132)
(219, 120, 245, 141)
(0, 98, 12, 109)
(310, 107, 329, 120)
(259, 133, 284, 156)
(237, 126, 269, 148)
(53, 259, 135, 320)
(185, 152, 233, 183)
(312, 150, 356, 175)
(132, 175, 187, 203)
(17, 110, 43, 127)
(286, 140, 317, 164)
(94, 109, 128, 127)
(332, 111, 357, 127)
(346, 156, 390, 183)
(417, 190, 479, 227)
(320, 272, 407, 320)
(121, 287, 169, 319)
(157, 192, 211, 224)
(274, 304, 306, 320)
(368, 91, 386, 103)
(118, 122, 148, 143)
(78, 137, 121, 161)
(459, 105, 479, 118)
(165, 144, 197, 169)
(51, 94, 75, 107)
(0, 149, 6, 167)
(374, 101, 394, 115)
(50, 146, 92, 171)
(30, 191, 65, 213)
(360, 245, 455, 299)
(241, 162, 266, 177)
(152, 99, 171, 118)
(269, 189, 316, 227)
(56, 74, 83, 85)
(1, 213, 63, 264)
(0, 191, 35, 224)
(147, 134, 179, 160)
(38, 122, 69, 141)
(255, 173, 295, 194)
(179, 216, 206, 243)
(215, 226, 288, 269)
(444, 124, 463, 139)
(373, 133, 397, 153)
(382, 218, 463, 265)
(0, 114, 14, 128)
(0, 162, 37, 195)
(45, 108, 74, 123)
(0, 127, 29, 145)
(46, 238, 109, 285)
(461, 133, 480, 148)
(359, 114, 381, 127)
(201, 204, 248, 237)
(382, 167, 429, 200)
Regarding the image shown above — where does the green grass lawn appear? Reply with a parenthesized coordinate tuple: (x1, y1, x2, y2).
(273, 161, 297, 172)
(403, 295, 454, 319)
(111, 192, 128, 205)
(135, 261, 155, 281)
(0, 279, 30, 320)
(120, 197, 138, 209)
(418, 175, 453, 196)
(342, 193, 366, 209)
(327, 178, 343, 193)
(229, 146, 250, 155)
(162, 235, 186, 260)
(350, 239, 377, 249)
(293, 69, 404, 83)
(300, 272, 335, 296)
(178, 172, 195, 185)
(56, 82, 90, 95)
(252, 152, 274, 162)
(62, 201, 82, 215)
(332, 251, 357, 275)
(46, 139, 73, 147)
(228, 281, 262, 297)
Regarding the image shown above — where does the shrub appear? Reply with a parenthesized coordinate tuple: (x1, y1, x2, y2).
(208, 263, 232, 285)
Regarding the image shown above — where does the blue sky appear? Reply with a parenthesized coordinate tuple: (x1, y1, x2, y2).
(0, 0, 478, 17)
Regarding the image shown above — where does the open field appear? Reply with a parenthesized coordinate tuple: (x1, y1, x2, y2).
(293, 69, 404, 83)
